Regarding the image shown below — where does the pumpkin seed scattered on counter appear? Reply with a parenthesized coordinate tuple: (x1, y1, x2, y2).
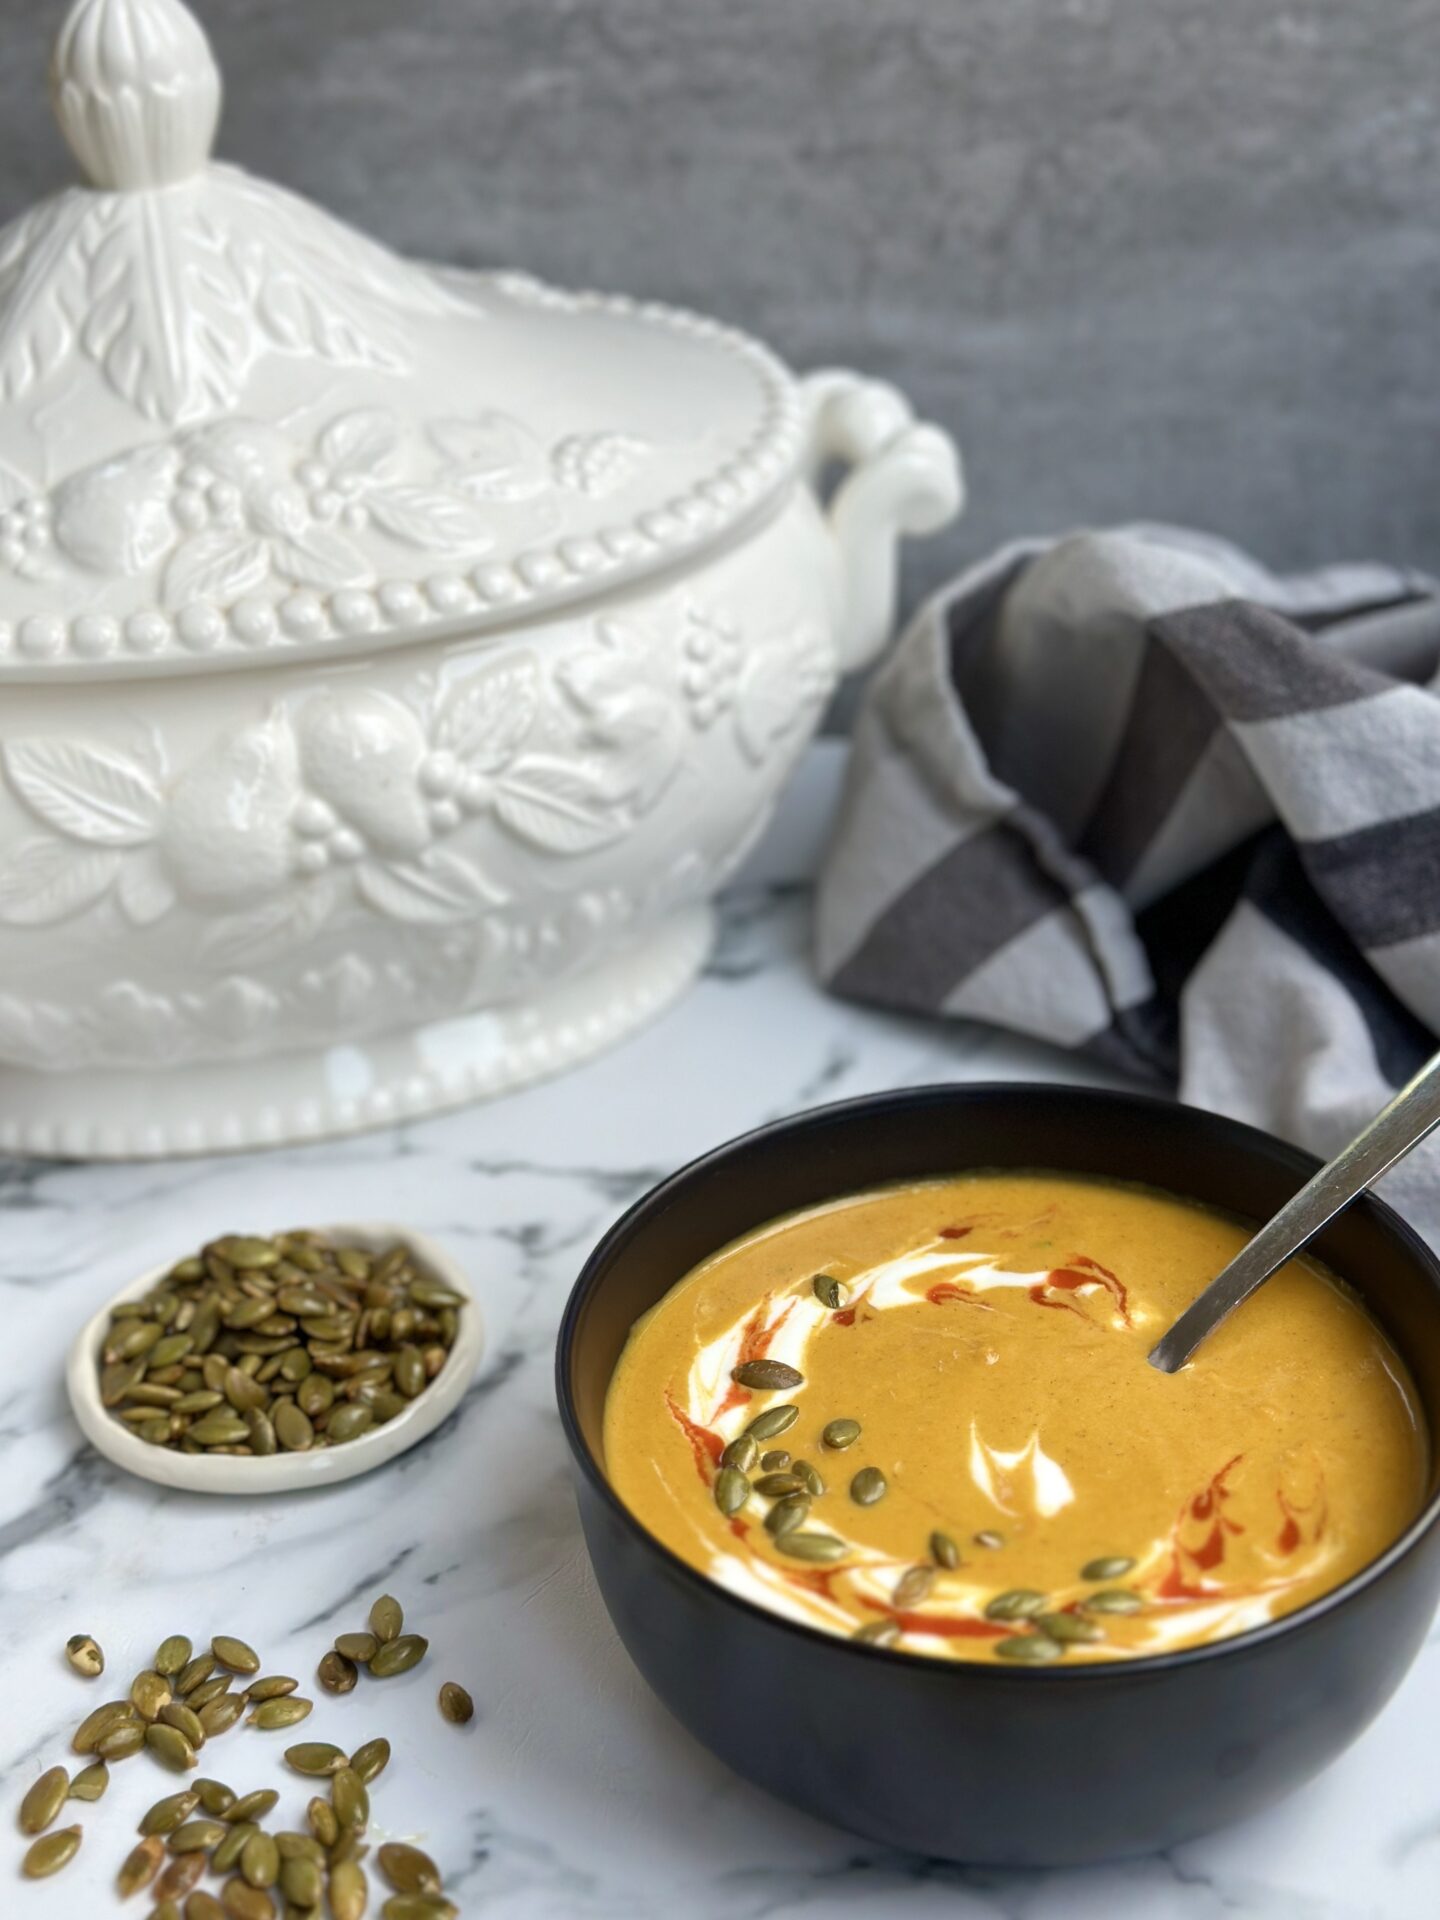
(437, 1682, 473, 1725)
(18, 1767, 70, 1835)
(21, 1824, 81, 1878)
(14, 1594, 465, 1911)
(95, 1232, 465, 1456)
(65, 1633, 104, 1679)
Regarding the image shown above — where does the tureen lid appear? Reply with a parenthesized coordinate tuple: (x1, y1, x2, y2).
(0, 0, 802, 676)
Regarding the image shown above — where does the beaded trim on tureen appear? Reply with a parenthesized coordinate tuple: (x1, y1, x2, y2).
(0, 0, 804, 676)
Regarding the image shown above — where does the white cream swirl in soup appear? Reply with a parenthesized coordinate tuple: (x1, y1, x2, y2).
(603, 1173, 1427, 1662)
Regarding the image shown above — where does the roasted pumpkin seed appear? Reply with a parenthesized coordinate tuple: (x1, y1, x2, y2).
(759, 1448, 791, 1471)
(146, 1723, 199, 1771)
(177, 1653, 217, 1695)
(713, 1466, 750, 1515)
(275, 1830, 325, 1861)
(994, 1633, 1063, 1662)
(279, 1853, 322, 1907)
(97, 1719, 148, 1761)
(984, 1589, 1049, 1622)
(318, 1650, 358, 1695)
(140, 1789, 201, 1835)
(220, 1876, 275, 1920)
(198, 1693, 246, 1737)
(118, 1832, 165, 1894)
(764, 1493, 810, 1537)
(719, 1431, 758, 1471)
(159, 1703, 206, 1748)
(250, 1696, 313, 1730)
(224, 1789, 279, 1826)
(370, 1633, 427, 1678)
(329, 1858, 369, 1920)
(731, 1358, 803, 1390)
(155, 1635, 194, 1677)
(792, 1459, 824, 1496)
(186, 1892, 226, 1920)
(853, 1619, 901, 1647)
(349, 1736, 391, 1785)
(376, 1841, 441, 1894)
(1037, 1611, 1104, 1644)
(211, 1822, 256, 1873)
(211, 1635, 260, 1675)
(284, 1741, 348, 1777)
(132, 1669, 174, 1720)
(745, 1403, 799, 1440)
(774, 1532, 848, 1562)
(19, 1765, 70, 1834)
(22, 1823, 82, 1877)
(821, 1418, 861, 1450)
(240, 1829, 280, 1889)
(1081, 1555, 1137, 1582)
(812, 1273, 848, 1309)
(438, 1681, 474, 1725)
(368, 1594, 403, 1643)
(1084, 1588, 1144, 1615)
(893, 1565, 934, 1608)
(192, 1778, 235, 1816)
(930, 1530, 961, 1569)
(65, 1631, 104, 1678)
(849, 1466, 887, 1505)
(334, 1631, 379, 1665)
(753, 1471, 803, 1497)
(170, 1817, 229, 1853)
(306, 1795, 339, 1847)
(186, 1673, 233, 1712)
(332, 1765, 369, 1830)
(974, 1529, 1005, 1549)
(245, 1674, 298, 1701)
(381, 1893, 459, 1919)
(72, 1697, 135, 1754)
(69, 1760, 109, 1802)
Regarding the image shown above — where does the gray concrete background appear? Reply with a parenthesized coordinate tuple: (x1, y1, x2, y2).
(2, 0, 1438, 598)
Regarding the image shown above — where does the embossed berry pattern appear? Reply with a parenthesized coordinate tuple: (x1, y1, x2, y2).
(0, 405, 650, 641)
(0, 605, 832, 973)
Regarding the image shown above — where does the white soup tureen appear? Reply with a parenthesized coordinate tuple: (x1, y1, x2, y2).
(0, 0, 962, 1157)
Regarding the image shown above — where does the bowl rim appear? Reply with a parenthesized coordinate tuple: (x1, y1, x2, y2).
(555, 1081, 1440, 1682)
(69, 1220, 484, 1494)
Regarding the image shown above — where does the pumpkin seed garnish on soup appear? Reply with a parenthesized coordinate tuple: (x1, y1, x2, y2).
(603, 1170, 1425, 1663)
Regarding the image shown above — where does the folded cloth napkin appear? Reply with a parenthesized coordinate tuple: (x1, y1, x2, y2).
(815, 524, 1440, 1243)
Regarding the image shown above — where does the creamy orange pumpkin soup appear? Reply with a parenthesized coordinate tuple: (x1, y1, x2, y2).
(604, 1172, 1427, 1662)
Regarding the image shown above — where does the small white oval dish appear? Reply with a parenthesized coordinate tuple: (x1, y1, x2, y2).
(66, 1222, 483, 1494)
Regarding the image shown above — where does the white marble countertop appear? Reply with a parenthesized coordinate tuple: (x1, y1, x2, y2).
(2, 878, 1437, 1920)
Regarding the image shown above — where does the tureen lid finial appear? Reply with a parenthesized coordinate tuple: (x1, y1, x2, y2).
(50, 0, 221, 190)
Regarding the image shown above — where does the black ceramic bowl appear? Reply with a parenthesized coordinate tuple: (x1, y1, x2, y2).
(556, 1085, 1440, 1866)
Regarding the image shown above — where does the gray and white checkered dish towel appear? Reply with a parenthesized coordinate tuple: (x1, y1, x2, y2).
(814, 524, 1440, 1242)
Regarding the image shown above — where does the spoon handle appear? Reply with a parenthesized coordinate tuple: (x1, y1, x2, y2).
(1149, 1050, 1440, 1373)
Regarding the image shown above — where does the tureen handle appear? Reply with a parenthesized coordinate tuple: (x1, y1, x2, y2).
(800, 371, 963, 671)
(51, 0, 221, 191)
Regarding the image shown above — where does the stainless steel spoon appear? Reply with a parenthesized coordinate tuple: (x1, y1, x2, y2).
(1149, 1050, 1440, 1373)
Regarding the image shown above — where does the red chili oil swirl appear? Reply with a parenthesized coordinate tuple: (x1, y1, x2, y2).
(664, 1391, 722, 1484)
(1275, 1479, 1328, 1556)
(1156, 1454, 1246, 1598)
(924, 1281, 994, 1311)
(1027, 1253, 1131, 1328)
(712, 1296, 798, 1419)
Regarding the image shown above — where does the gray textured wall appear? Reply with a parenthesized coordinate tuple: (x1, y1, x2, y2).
(3, 0, 1438, 596)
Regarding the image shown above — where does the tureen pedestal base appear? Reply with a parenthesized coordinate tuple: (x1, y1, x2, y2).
(0, 907, 713, 1161)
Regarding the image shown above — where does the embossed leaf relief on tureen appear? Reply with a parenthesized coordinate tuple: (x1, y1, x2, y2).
(0, 602, 831, 1069)
(0, 0, 725, 662)
(0, 405, 649, 608)
(0, 603, 832, 942)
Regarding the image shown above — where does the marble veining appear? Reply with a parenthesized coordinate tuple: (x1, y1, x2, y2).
(0, 882, 1435, 1918)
